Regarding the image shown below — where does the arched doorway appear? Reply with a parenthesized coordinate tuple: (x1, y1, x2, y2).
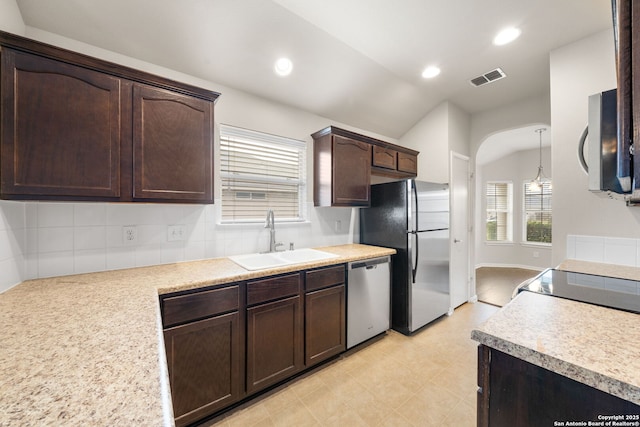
(473, 124, 552, 305)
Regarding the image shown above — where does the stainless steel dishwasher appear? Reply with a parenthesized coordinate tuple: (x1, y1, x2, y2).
(347, 256, 391, 348)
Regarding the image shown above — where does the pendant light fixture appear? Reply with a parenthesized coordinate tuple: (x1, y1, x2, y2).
(530, 128, 550, 191)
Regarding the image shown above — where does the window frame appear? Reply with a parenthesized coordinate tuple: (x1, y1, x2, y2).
(485, 181, 513, 244)
(219, 124, 307, 224)
(522, 180, 552, 246)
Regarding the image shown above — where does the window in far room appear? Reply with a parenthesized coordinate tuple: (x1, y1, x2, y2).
(219, 124, 307, 223)
(523, 180, 552, 244)
(486, 181, 512, 242)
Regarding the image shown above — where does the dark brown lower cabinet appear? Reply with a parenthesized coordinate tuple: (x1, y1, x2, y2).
(164, 311, 244, 427)
(305, 284, 346, 367)
(477, 345, 640, 427)
(162, 266, 349, 425)
(246, 295, 304, 394)
(305, 265, 346, 367)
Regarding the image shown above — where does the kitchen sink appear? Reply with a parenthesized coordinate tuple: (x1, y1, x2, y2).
(228, 248, 339, 271)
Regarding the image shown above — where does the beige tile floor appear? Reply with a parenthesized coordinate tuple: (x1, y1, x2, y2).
(476, 267, 539, 307)
(208, 302, 499, 427)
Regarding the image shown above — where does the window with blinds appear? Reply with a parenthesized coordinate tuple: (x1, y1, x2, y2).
(523, 181, 552, 244)
(486, 182, 512, 242)
(220, 125, 306, 222)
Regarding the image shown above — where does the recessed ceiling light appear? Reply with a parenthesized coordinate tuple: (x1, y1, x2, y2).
(274, 57, 293, 76)
(493, 27, 521, 46)
(421, 66, 441, 79)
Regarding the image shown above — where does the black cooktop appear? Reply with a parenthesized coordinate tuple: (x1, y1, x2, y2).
(517, 268, 640, 314)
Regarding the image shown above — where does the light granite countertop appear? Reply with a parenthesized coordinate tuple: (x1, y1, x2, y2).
(558, 258, 640, 281)
(472, 268, 640, 405)
(0, 243, 395, 427)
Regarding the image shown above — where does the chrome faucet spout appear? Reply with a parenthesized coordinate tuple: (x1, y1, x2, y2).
(265, 209, 276, 252)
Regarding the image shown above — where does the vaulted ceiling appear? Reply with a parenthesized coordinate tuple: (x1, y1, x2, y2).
(16, 0, 612, 139)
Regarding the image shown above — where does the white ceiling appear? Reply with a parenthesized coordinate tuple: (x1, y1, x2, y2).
(15, 0, 612, 143)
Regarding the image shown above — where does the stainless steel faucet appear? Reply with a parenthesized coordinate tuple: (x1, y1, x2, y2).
(265, 209, 278, 252)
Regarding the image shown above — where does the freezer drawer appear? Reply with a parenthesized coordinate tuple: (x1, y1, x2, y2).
(347, 256, 391, 348)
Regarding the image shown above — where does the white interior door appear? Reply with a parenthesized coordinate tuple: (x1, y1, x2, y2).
(450, 152, 470, 310)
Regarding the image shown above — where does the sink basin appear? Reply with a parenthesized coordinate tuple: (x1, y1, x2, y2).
(229, 248, 339, 271)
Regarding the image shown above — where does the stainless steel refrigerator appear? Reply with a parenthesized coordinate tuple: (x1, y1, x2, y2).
(359, 180, 450, 335)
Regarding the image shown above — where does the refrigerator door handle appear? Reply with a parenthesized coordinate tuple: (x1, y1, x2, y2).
(410, 181, 419, 283)
(411, 231, 418, 283)
(411, 179, 419, 232)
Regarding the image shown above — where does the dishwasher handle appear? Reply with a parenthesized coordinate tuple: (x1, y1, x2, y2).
(348, 256, 390, 270)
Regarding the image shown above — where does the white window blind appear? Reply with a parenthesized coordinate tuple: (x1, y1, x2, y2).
(220, 124, 306, 222)
(486, 182, 512, 242)
(523, 181, 552, 244)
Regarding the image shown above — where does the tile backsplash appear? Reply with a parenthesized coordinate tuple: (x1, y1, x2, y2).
(0, 200, 354, 292)
(0, 201, 26, 293)
(567, 235, 640, 267)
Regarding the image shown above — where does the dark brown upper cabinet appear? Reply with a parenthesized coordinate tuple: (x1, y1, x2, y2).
(312, 126, 419, 207)
(372, 146, 397, 170)
(132, 84, 213, 202)
(314, 132, 371, 207)
(0, 31, 219, 203)
(1, 48, 123, 199)
(397, 151, 418, 174)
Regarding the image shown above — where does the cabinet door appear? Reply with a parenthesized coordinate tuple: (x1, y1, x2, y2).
(372, 146, 397, 170)
(246, 295, 303, 394)
(305, 284, 346, 367)
(480, 346, 640, 427)
(1, 49, 121, 199)
(132, 84, 213, 202)
(164, 311, 244, 427)
(332, 135, 371, 206)
(397, 152, 418, 175)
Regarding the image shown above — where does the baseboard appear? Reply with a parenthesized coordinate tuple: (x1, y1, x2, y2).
(474, 263, 545, 271)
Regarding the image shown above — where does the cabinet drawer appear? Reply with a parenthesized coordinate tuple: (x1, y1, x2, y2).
(162, 285, 240, 327)
(397, 152, 417, 174)
(372, 146, 397, 170)
(306, 265, 345, 291)
(247, 273, 301, 306)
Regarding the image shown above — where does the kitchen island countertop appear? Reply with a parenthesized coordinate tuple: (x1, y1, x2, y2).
(471, 290, 640, 405)
(0, 243, 395, 426)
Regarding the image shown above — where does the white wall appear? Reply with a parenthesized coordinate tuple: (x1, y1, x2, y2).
(476, 147, 553, 269)
(0, 0, 24, 35)
(550, 29, 640, 265)
(448, 103, 471, 157)
(400, 102, 449, 183)
(399, 101, 470, 183)
(470, 95, 551, 159)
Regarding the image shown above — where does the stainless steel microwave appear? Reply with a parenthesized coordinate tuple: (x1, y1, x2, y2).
(579, 88, 631, 194)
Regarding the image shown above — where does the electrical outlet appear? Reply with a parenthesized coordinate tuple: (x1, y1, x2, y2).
(123, 226, 138, 245)
(167, 225, 186, 242)
(334, 220, 342, 232)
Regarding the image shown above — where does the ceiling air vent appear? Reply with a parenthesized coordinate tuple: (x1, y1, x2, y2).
(470, 68, 506, 87)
